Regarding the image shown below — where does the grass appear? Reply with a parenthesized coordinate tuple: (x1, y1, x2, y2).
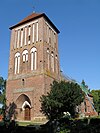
(17, 121, 33, 126)
(17, 120, 45, 126)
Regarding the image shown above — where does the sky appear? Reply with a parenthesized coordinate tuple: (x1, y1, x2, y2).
(0, 0, 100, 90)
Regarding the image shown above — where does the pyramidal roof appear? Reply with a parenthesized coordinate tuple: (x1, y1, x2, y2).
(10, 13, 60, 33)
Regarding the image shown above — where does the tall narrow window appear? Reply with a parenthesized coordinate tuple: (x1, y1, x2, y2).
(30, 47, 37, 70)
(47, 25, 49, 43)
(28, 26, 31, 44)
(17, 30, 20, 48)
(51, 30, 53, 46)
(14, 52, 20, 74)
(24, 27, 27, 45)
(47, 49, 50, 70)
(49, 28, 51, 44)
(22, 50, 28, 62)
(32, 24, 35, 43)
(15, 57, 17, 74)
(52, 31, 54, 48)
(84, 101, 87, 112)
(18, 56, 20, 73)
(23, 54, 26, 62)
(54, 33, 56, 43)
(28, 26, 31, 35)
(55, 55, 58, 74)
(14, 30, 17, 49)
(54, 33, 56, 49)
(51, 52, 54, 72)
(36, 22, 38, 42)
(52, 32, 56, 48)
(20, 29, 23, 47)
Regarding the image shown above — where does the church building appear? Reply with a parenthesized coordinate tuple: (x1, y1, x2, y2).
(6, 12, 97, 122)
(6, 13, 60, 121)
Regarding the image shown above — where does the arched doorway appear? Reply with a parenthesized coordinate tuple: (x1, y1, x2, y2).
(16, 94, 31, 121)
(22, 101, 31, 121)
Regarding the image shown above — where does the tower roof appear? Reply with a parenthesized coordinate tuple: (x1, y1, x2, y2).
(9, 13, 60, 33)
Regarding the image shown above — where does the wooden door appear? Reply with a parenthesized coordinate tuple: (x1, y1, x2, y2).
(24, 106, 31, 120)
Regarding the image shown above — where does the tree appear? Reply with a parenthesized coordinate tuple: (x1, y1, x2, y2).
(81, 80, 90, 94)
(0, 76, 17, 129)
(2, 101, 17, 127)
(0, 76, 6, 95)
(91, 90, 100, 114)
(40, 80, 85, 121)
(0, 76, 6, 112)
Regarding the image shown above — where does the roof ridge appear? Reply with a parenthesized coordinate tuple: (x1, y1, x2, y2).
(18, 12, 43, 24)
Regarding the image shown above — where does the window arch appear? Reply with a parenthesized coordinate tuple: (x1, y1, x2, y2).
(14, 52, 20, 74)
(22, 50, 28, 62)
(30, 47, 37, 70)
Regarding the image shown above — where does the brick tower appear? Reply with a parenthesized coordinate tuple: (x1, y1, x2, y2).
(6, 13, 60, 121)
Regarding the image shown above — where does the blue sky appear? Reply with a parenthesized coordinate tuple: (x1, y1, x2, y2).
(0, 0, 100, 90)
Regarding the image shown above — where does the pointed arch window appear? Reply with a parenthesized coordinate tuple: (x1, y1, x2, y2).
(14, 52, 20, 74)
(30, 47, 37, 70)
(22, 50, 28, 62)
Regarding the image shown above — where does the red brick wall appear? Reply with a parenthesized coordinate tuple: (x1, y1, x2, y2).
(6, 15, 60, 121)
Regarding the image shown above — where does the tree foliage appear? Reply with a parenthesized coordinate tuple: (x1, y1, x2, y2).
(40, 80, 85, 120)
(91, 90, 100, 114)
(0, 76, 6, 104)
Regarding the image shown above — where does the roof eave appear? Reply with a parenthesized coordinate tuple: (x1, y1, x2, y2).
(43, 13, 60, 33)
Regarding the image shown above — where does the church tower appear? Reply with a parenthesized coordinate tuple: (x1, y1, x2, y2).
(6, 13, 60, 121)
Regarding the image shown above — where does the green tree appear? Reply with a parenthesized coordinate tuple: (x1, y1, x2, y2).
(0, 77, 17, 127)
(91, 90, 100, 114)
(0, 76, 6, 104)
(40, 80, 85, 121)
(81, 80, 90, 94)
